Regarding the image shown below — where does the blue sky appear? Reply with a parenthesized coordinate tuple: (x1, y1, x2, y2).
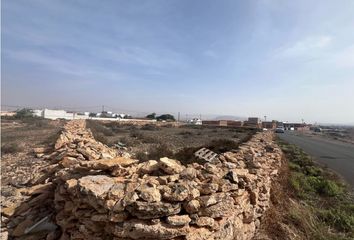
(2, 0, 354, 123)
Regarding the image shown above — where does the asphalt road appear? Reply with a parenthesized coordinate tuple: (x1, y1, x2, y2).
(277, 131, 354, 187)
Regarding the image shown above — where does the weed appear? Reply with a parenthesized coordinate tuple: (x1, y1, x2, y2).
(41, 129, 62, 147)
(277, 138, 354, 238)
(148, 144, 174, 160)
(130, 130, 143, 139)
(207, 139, 239, 153)
(1, 143, 24, 154)
(135, 144, 174, 161)
(178, 131, 193, 136)
(86, 120, 114, 136)
(141, 124, 160, 131)
(95, 133, 109, 145)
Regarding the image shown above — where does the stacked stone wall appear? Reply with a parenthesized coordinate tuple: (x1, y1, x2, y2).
(4, 120, 282, 240)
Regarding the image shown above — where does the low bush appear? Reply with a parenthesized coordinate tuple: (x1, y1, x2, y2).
(141, 135, 160, 144)
(148, 144, 174, 160)
(207, 139, 239, 153)
(318, 179, 343, 197)
(130, 130, 143, 139)
(95, 134, 109, 145)
(41, 129, 62, 147)
(141, 124, 160, 131)
(178, 131, 193, 136)
(318, 207, 354, 232)
(278, 139, 354, 237)
(86, 120, 114, 136)
(135, 144, 174, 161)
(1, 143, 23, 154)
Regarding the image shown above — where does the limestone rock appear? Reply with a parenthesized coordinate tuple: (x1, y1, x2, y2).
(166, 215, 191, 226)
(184, 200, 201, 214)
(199, 183, 218, 195)
(163, 183, 189, 202)
(138, 160, 159, 174)
(180, 167, 197, 180)
(198, 196, 235, 218)
(159, 157, 184, 175)
(139, 187, 161, 202)
(195, 217, 214, 228)
(224, 170, 239, 184)
(78, 175, 115, 198)
(126, 201, 181, 219)
(122, 220, 190, 239)
(80, 157, 138, 170)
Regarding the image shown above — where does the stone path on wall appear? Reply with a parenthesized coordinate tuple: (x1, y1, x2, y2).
(2, 120, 282, 240)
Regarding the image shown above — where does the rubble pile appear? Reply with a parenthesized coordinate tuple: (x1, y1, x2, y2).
(3, 120, 282, 240)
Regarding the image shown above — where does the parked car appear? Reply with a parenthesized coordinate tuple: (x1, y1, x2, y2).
(275, 127, 285, 133)
(314, 127, 322, 132)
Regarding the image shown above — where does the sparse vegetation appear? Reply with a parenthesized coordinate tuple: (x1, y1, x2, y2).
(141, 124, 160, 131)
(86, 120, 114, 136)
(86, 120, 256, 163)
(278, 139, 354, 239)
(135, 144, 174, 161)
(14, 108, 34, 118)
(1, 143, 23, 154)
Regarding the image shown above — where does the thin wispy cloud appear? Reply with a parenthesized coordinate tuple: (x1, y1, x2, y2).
(2, 0, 354, 123)
(274, 35, 333, 59)
(203, 50, 218, 58)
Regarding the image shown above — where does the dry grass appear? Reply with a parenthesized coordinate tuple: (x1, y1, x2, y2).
(255, 139, 354, 240)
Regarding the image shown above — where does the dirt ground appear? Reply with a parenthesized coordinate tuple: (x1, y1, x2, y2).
(1, 117, 66, 208)
(86, 120, 256, 164)
(305, 126, 354, 145)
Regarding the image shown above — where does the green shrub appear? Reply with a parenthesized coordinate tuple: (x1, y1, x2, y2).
(289, 173, 303, 193)
(289, 162, 302, 172)
(318, 208, 354, 232)
(278, 138, 354, 239)
(318, 180, 343, 197)
(15, 108, 34, 118)
(305, 166, 322, 176)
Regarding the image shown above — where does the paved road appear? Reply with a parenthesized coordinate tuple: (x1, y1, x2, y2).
(277, 131, 354, 187)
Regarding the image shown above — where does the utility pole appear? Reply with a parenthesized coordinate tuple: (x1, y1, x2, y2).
(102, 105, 104, 112)
(178, 112, 180, 122)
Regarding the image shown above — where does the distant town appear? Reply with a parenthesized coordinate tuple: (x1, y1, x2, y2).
(1, 107, 317, 131)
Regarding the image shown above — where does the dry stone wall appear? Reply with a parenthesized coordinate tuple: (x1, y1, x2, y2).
(4, 120, 282, 240)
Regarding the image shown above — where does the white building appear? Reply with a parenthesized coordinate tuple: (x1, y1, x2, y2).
(189, 118, 202, 125)
(42, 109, 75, 120)
(32, 109, 44, 118)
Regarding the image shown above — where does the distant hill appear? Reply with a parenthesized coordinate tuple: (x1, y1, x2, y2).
(212, 115, 247, 121)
